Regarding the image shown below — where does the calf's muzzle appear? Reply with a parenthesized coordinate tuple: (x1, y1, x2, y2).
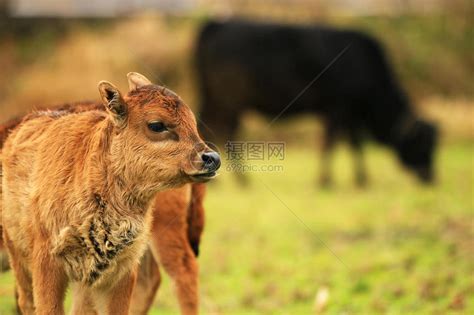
(201, 151, 221, 172)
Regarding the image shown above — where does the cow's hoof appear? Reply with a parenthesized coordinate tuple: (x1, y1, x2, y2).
(355, 174, 368, 187)
(319, 176, 332, 189)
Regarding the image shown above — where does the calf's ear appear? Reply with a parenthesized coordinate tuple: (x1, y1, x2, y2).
(98, 81, 127, 127)
(127, 72, 152, 91)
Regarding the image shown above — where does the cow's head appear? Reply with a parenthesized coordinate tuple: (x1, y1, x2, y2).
(396, 119, 438, 183)
(98, 72, 220, 193)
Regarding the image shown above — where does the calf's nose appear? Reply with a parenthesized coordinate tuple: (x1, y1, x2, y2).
(201, 151, 221, 172)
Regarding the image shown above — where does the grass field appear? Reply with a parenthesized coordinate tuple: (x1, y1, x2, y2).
(1, 139, 472, 314)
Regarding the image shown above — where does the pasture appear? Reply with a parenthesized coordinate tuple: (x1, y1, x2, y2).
(1, 118, 472, 314)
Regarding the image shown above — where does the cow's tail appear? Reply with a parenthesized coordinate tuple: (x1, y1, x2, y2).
(187, 183, 206, 257)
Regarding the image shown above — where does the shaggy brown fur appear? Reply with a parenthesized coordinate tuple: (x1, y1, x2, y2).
(0, 100, 206, 315)
(1, 72, 215, 315)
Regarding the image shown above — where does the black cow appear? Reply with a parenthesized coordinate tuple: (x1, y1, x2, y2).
(196, 19, 438, 185)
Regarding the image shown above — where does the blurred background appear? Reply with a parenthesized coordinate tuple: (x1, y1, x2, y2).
(0, 0, 472, 314)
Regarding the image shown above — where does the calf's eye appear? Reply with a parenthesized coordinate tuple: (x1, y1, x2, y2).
(147, 121, 167, 133)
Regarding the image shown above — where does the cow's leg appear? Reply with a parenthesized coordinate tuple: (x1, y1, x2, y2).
(130, 248, 162, 315)
(3, 232, 35, 315)
(31, 242, 68, 315)
(319, 123, 337, 187)
(150, 222, 199, 315)
(349, 131, 367, 186)
(226, 116, 249, 185)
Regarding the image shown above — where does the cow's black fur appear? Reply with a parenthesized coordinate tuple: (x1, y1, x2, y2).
(196, 19, 438, 185)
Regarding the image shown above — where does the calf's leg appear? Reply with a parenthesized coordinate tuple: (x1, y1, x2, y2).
(130, 248, 162, 315)
(70, 284, 97, 315)
(100, 268, 137, 315)
(150, 221, 199, 315)
(31, 242, 68, 315)
(3, 232, 35, 315)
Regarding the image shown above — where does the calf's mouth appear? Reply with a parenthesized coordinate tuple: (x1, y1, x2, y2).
(189, 171, 217, 182)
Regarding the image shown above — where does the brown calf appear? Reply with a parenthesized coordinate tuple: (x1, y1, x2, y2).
(1, 72, 219, 315)
(0, 101, 206, 315)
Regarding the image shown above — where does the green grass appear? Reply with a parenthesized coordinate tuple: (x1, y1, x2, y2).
(1, 141, 473, 314)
